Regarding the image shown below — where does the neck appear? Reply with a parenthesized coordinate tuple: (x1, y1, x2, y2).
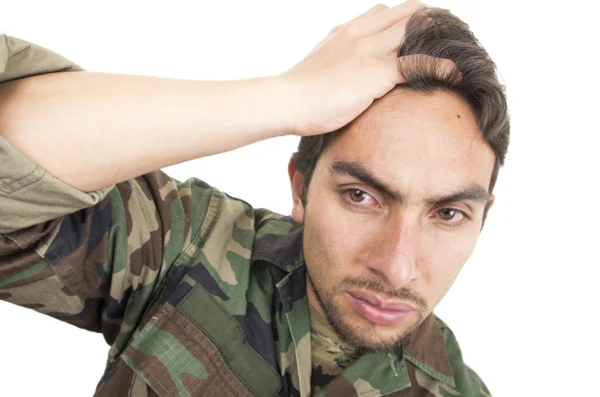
(306, 272, 328, 319)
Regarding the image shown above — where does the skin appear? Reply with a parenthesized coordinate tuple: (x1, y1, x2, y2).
(289, 87, 496, 351)
(0, 2, 441, 192)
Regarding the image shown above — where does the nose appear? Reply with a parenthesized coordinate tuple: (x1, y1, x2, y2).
(364, 216, 419, 290)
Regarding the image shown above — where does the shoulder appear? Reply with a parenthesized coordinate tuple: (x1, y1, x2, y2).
(434, 315, 493, 397)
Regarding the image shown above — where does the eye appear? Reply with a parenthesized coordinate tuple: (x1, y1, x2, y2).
(436, 208, 467, 225)
(342, 189, 379, 208)
(349, 189, 367, 202)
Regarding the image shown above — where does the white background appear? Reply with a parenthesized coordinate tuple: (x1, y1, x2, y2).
(1, 1, 598, 396)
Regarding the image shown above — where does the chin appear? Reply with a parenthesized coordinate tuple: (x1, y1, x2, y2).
(336, 321, 405, 353)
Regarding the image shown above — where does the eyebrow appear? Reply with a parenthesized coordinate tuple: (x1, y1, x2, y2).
(331, 161, 403, 201)
(329, 160, 490, 206)
(425, 185, 490, 207)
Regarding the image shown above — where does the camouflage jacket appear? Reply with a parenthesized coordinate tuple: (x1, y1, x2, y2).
(0, 35, 491, 397)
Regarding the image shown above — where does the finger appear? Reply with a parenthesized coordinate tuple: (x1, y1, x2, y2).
(333, 4, 388, 33)
(371, 16, 410, 55)
(348, 3, 388, 23)
(355, 0, 422, 36)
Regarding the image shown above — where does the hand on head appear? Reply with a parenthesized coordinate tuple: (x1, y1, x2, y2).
(279, 1, 458, 137)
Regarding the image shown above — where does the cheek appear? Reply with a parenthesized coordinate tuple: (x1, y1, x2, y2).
(305, 193, 375, 276)
(419, 228, 480, 294)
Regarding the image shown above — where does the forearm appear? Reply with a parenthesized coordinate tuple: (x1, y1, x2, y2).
(1, 1, 424, 194)
(0, 71, 290, 192)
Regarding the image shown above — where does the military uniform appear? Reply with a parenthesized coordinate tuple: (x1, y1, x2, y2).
(0, 35, 491, 397)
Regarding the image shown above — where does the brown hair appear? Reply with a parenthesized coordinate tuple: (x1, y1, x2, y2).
(291, 7, 510, 208)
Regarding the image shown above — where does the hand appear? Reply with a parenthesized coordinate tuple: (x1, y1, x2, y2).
(277, 1, 427, 137)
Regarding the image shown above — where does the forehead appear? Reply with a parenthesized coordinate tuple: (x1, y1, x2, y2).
(320, 88, 496, 195)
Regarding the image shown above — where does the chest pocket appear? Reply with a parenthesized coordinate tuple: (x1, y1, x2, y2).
(120, 285, 281, 397)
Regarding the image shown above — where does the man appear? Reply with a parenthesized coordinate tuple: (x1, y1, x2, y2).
(0, 2, 508, 396)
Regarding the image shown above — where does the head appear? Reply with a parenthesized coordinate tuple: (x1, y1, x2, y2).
(288, 8, 509, 352)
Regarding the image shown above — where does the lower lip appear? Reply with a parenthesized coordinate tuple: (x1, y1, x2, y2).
(346, 293, 412, 326)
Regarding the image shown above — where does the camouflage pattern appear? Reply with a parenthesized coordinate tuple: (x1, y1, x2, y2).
(0, 169, 492, 397)
(309, 299, 360, 395)
(0, 35, 492, 396)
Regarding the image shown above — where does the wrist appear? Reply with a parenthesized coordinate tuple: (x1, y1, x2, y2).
(262, 74, 300, 137)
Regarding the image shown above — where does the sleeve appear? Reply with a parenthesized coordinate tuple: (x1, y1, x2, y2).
(0, 170, 215, 347)
(0, 35, 215, 352)
(0, 34, 113, 233)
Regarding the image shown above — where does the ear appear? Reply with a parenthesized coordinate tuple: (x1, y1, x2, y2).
(288, 159, 305, 223)
(487, 195, 495, 210)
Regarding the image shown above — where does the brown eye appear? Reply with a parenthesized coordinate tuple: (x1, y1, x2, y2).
(438, 208, 457, 221)
(342, 189, 379, 209)
(349, 189, 366, 202)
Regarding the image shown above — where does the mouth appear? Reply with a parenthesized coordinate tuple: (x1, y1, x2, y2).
(345, 289, 415, 326)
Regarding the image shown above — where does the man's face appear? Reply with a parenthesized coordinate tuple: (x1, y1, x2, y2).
(289, 88, 496, 352)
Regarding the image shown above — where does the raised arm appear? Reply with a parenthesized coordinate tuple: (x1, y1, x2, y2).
(0, 2, 423, 193)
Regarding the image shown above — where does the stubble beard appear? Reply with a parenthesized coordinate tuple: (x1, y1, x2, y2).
(307, 273, 427, 354)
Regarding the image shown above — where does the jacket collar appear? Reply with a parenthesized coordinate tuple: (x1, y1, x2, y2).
(251, 213, 305, 272)
(402, 314, 455, 387)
